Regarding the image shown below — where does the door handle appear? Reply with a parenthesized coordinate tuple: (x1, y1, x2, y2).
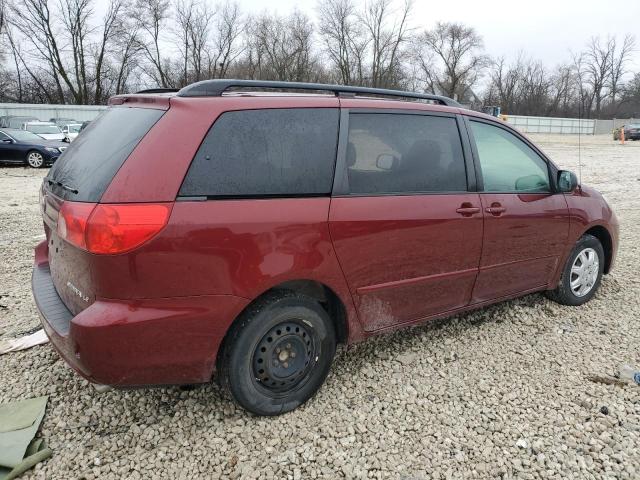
(456, 205, 480, 216)
(485, 202, 506, 216)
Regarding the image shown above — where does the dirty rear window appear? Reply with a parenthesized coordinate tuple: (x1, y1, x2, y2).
(179, 108, 339, 197)
(46, 107, 165, 202)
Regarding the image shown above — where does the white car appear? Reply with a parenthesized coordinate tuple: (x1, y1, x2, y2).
(23, 121, 67, 142)
(60, 123, 83, 141)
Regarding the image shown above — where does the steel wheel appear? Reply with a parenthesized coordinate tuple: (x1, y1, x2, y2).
(570, 247, 600, 297)
(218, 291, 336, 415)
(27, 151, 44, 168)
(252, 320, 317, 395)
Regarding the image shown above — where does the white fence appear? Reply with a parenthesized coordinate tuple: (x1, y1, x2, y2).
(0, 103, 107, 123)
(503, 115, 595, 135)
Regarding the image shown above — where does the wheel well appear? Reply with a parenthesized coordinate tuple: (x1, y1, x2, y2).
(214, 280, 348, 379)
(585, 226, 613, 273)
(267, 280, 348, 344)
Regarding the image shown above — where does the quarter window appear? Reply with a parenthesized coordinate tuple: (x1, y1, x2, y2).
(179, 108, 339, 197)
(346, 114, 467, 194)
(470, 121, 550, 192)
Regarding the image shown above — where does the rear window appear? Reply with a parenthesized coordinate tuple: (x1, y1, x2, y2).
(47, 107, 164, 201)
(179, 108, 339, 197)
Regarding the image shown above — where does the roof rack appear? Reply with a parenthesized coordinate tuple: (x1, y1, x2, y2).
(136, 88, 180, 94)
(176, 79, 461, 107)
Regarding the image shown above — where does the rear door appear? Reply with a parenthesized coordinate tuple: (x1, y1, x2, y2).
(329, 110, 483, 331)
(466, 118, 570, 303)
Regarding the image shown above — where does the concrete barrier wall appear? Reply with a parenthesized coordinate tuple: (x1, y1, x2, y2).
(503, 115, 595, 135)
(0, 103, 107, 123)
(504, 114, 640, 136)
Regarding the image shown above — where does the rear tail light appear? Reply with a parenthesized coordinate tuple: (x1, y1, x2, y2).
(57, 202, 172, 254)
(58, 202, 96, 250)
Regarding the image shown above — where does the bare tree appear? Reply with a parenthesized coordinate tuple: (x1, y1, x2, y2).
(317, 0, 364, 84)
(174, 0, 195, 86)
(7, 0, 127, 103)
(317, 0, 411, 87)
(93, 0, 124, 103)
(484, 55, 522, 113)
(0, 0, 5, 38)
(359, 0, 412, 88)
(132, 0, 171, 87)
(207, 1, 243, 79)
(608, 34, 635, 106)
(415, 22, 487, 100)
(243, 10, 321, 82)
(582, 36, 615, 117)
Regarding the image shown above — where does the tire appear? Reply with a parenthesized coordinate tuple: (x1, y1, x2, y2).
(546, 234, 605, 306)
(218, 291, 336, 416)
(26, 150, 45, 168)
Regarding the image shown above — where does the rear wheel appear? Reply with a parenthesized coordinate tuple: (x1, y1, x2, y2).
(218, 291, 336, 416)
(546, 234, 605, 306)
(26, 150, 44, 168)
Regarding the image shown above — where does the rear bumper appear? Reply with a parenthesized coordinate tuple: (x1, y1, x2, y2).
(32, 246, 249, 386)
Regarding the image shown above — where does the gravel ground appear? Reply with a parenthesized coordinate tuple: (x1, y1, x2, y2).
(1, 134, 639, 479)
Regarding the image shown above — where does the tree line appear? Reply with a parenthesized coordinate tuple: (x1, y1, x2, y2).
(0, 0, 638, 118)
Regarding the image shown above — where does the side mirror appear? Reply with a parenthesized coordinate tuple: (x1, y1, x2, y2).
(557, 170, 578, 193)
(376, 153, 398, 171)
(1, 138, 13, 144)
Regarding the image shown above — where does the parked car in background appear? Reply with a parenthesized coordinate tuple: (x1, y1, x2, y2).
(623, 123, 640, 140)
(0, 116, 40, 129)
(60, 123, 83, 141)
(0, 128, 68, 168)
(613, 124, 640, 141)
(23, 121, 68, 142)
(33, 80, 619, 416)
(79, 120, 91, 132)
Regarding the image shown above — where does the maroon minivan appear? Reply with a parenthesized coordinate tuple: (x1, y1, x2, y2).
(33, 80, 618, 415)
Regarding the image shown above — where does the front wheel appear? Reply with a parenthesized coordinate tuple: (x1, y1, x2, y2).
(218, 291, 336, 416)
(26, 150, 45, 168)
(546, 234, 605, 306)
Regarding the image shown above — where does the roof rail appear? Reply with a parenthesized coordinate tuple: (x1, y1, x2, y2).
(136, 88, 180, 94)
(176, 79, 461, 107)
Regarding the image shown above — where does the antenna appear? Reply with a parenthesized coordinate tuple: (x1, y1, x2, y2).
(578, 100, 582, 187)
(576, 79, 583, 189)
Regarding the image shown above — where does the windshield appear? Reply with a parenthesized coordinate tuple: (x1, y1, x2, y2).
(27, 124, 62, 134)
(67, 124, 82, 133)
(10, 130, 45, 142)
(626, 124, 640, 129)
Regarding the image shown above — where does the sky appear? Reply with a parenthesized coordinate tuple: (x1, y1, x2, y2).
(239, 0, 640, 70)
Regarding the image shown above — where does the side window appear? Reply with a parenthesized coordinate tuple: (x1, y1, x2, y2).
(346, 113, 467, 194)
(180, 108, 339, 197)
(0, 132, 9, 141)
(470, 121, 550, 192)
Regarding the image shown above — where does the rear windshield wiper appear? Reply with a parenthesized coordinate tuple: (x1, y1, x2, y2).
(47, 179, 79, 195)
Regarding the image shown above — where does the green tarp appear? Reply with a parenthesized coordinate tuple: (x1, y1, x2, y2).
(0, 396, 51, 480)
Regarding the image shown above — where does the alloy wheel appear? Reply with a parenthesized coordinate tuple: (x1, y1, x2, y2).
(27, 152, 44, 168)
(570, 247, 600, 297)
